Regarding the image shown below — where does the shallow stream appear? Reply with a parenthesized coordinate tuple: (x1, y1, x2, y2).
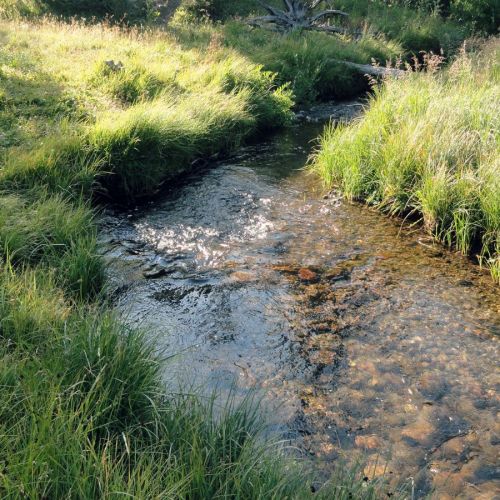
(101, 103, 499, 499)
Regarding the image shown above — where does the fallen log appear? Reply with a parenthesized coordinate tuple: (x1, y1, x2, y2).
(331, 59, 406, 78)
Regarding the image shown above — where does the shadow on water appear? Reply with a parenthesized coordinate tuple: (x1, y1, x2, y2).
(100, 102, 499, 499)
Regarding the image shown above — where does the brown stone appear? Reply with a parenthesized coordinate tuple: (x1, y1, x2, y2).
(357, 360, 378, 376)
(298, 268, 318, 281)
(355, 435, 382, 450)
(441, 436, 467, 457)
(431, 470, 464, 497)
(363, 459, 388, 478)
(230, 271, 255, 282)
(401, 418, 434, 445)
(417, 372, 435, 390)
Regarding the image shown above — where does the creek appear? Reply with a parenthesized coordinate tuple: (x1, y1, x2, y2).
(100, 102, 499, 499)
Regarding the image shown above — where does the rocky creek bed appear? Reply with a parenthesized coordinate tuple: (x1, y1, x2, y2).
(100, 102, 499, 499)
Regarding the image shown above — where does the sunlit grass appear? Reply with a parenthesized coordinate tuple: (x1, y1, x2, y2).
(313, 41, 500, 281)
(0, 17, 298, 199)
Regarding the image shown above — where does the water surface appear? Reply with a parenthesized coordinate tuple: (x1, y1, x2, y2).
(101, 104, 499, 499)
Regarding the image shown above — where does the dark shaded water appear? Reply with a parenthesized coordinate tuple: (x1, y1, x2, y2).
(101, 104, 499, 499)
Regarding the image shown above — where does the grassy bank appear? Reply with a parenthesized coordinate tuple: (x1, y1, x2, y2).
(4, 263, 369, 497)
(0, 10, 422, 208)
(0, 13, 412, 202)
(0, 17, 296, 200)
(175, 0, 469, 56)
(313, 41, 499, 281)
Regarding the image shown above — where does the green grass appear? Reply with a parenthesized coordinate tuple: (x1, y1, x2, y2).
(335, 0, 468, 55)
(174, 0, 469, 57)
(0, 17, 296, 199)
(313, 40, 500, 281)
(168, 0, 477, 103)
(175, 0, 493, 40)
(0, 194, 104, 298)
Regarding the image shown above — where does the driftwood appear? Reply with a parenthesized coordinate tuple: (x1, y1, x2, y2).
(331, 59, 406, 78)
(249, 0, 348, 33)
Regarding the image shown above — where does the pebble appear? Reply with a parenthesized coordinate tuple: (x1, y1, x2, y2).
(230, 271, 255, 282)
(298, 268, 318, 281)
(354, 434, 382, 450)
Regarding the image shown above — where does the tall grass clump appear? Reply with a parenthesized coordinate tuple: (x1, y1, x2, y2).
(0, 194, 105, 298)
(88, 89, 256, 197)
(313, 41, 500, 280)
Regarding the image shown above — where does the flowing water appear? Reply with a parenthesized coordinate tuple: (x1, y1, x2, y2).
(100, 103, 499, 499)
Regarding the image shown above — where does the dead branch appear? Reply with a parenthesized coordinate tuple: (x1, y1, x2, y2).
(331, 59, 406, 77)
(250, 0, 348, 33)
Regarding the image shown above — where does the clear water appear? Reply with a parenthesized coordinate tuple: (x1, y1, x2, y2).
(101, 104, 499, 499)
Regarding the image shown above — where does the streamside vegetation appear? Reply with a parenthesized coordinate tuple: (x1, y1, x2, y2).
(0, 0, 496, 496)
(2, 261, 367, 497)
(0, 18, 296, 200)
(313, 41, 499, 281)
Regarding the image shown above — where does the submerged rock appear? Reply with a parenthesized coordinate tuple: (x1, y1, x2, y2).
(363, 459, 389, 478)
(143, 267, 168, 279)
(354, 434, 383, 450)
(401, 416, 435, 445)
(298, 268, 318, 282)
